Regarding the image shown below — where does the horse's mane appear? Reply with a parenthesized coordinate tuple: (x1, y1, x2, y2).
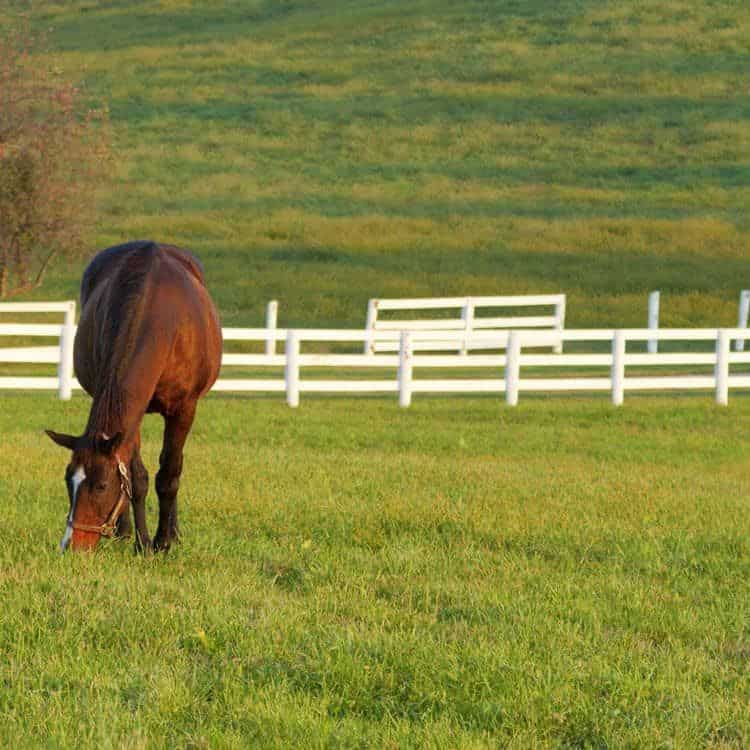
(85, 241, 162, 435)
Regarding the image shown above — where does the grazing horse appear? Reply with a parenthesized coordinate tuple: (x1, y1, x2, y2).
(46, 241, 222, 552)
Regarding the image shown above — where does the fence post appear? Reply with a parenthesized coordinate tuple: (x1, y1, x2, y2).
(57, 301, 76, 400)
(715, 329, 730, 406)
(265, 300, 278, 356)
(554, 296, 565, 354)
(460, 297, 474, 355)
(735, 290, 749, 352)
(364, 299, 378, 354)
(398, 331, 413, 407)
(505, 331, 521, 406)
(648, 291, 660, 354)
(285, 330, 300, 407)
(611, 330, 625, 406)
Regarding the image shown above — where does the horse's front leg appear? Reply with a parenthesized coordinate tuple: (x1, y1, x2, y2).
(130, 446, 152, 554)
(115, 510, 132, 539)
(153, 406, 195, 552)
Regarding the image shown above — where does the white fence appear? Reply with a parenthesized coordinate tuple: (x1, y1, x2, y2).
(645, 289, 750, 353)
(737, 290, 750, 352)
(3, 302, 750, 407)
(218, 327, 749, 407)
(0, 302, 76, 399)
(363, 295, 566, 354)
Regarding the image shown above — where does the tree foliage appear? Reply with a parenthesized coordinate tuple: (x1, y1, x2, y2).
(0, 20, 110, 297)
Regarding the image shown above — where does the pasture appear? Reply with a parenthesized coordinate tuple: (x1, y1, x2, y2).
(2, 393, 750, 747)
(1, 0, 749, 746)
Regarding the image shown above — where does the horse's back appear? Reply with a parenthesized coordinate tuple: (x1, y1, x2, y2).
(80, 241, 206, 306)
(75, 241, 221, 409)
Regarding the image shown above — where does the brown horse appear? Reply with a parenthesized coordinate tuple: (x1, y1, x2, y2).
(46, 241, 222, 552)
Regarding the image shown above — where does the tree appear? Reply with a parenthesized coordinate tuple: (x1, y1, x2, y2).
(0, 19, 110, 298)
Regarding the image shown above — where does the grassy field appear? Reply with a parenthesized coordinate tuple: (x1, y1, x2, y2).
(2, 393, 750, 747)
(1, 0, 750, 747)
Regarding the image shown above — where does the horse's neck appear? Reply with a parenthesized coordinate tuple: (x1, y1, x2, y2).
(85, 382, 143, 450)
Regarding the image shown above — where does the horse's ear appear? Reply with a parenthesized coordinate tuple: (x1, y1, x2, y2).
(96, 432, 123, 456)
(45, 430, 78, 451)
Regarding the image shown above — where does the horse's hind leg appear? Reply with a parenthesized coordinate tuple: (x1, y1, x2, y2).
(154, 405, 196, 552)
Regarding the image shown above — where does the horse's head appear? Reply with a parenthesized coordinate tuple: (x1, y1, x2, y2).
(45, 430, 130, 552)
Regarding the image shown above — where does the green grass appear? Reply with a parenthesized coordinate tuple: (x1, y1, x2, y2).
(2, 0, 750, 746)
(3, 0, 748, 328)
(2, 393, 750, 747)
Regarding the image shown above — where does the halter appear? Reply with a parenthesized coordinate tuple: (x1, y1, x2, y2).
(69, 457, 132, 538)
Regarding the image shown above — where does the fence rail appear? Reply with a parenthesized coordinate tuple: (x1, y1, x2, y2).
(242, 327, 750, 407)
(364, 294, 566, 355)
(3, 304, 750, 407)
(0, 301, 76, 399)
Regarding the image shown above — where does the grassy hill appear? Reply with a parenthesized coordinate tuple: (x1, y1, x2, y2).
(10, 0, 750, 328)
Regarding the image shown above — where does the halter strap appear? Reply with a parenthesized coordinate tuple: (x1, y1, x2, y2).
(70, 456, 132, 538)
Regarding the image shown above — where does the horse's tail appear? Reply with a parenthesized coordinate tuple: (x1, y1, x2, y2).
(112, 242, 161, 366)
(87, 241, 162, 432)
(80, 240, 162, 307)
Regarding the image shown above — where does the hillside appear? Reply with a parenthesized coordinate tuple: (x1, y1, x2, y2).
(12, 0, 750, 329)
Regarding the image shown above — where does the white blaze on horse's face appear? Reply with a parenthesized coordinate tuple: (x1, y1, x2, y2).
(71, 465, 86, 502)
(60, 465, 86, 552)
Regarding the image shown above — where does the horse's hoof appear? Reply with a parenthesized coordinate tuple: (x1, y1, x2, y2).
(153, 536, 171, 553)
(135, 537, 153, 556)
